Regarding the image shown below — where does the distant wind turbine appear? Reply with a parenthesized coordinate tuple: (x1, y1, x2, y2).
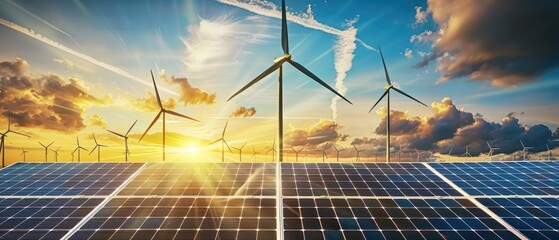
(368, 47, 427, 163)
(266, 139, 277, 162)
(520, 140, 533, 161)
(487, 141, 499, 161)
(51, 147, 61, 162)
(38, 142, 54, 162)
(210, 120, 232, 162)
(19, 148, 28, 162)
(353, 145, 365, 162)
(331, 144, 345, 162)
(232, 142, 247, 162)
(226, 0, 352, 163)
(138, 70, 200, 162)
(72, 136, 88, 162)
(291, 147, 303, 162)
(1, 118, 31, 167)
(546, 144, 554, 161)
(461, 145, 473, 160)
(314, 143, 329, 162)
(90, 134, 108, 162)
(250, 146, 257, 160)
(107, 120, 137, 162)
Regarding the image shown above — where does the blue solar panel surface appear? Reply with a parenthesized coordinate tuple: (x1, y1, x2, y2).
(430, 161, 559, 196)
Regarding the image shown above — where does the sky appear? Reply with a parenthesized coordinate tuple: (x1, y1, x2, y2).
(0, 0, 558, 164)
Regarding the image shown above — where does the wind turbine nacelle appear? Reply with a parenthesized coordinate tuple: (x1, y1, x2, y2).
(383, 85, 393, 90)
(274, 54, 291, 63)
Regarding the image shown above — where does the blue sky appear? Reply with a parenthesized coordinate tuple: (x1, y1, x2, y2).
(0, 0, 558, 162)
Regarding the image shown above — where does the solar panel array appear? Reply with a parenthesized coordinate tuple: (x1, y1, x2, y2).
(1, 161, 559, 239)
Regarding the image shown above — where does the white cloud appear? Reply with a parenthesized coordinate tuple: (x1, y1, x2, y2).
(414, 6, 429, 24)
(404, 48, 413, 59)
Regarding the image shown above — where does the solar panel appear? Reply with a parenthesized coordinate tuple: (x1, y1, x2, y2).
(0, 197, 103, 239)
(477, 197, 559, 239)
(68, 197, 277, 240)
(118, 163, 276, 196)
(282, 163, 462, 197)
(429, 161, 559, 196)
(0, 163, 144, 196)
(283, 197, 520, 240)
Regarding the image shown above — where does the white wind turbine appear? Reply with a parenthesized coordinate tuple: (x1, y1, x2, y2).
(461, 145, 473, 161)
(487, 141, 499, 161)
(72, 136, 88, 162)
(266, 139, 277, 162)
(210, 120, 232, 162)
(226, 0, 352, 163)
(1, 118, 30, 167)
(90, 134, 108, 162)
(250, 146, 257, 160)
(353, 144, 365, 162)
(107, 120, 137, 162)
(138, 70, 200, 162)
(19, 147, 28, 162)
(314, 143, 329, 162)
(331, 144, 345, 162)
(520, 140, 533, 161)
(368, 47, 427, 163)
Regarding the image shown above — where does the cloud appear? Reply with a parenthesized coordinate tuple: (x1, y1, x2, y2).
(230, 106, 256, 118)
(0, 58, 111, 132)
(414, 6, 429, 24)
(404, 48, 413, 59)
(286, 119, 349, 148)
(411, 0, 559, 87)
(130, 91, 177, 112)
(89, 114, 107, 129)
(159, 71, 216, 105)
(0, 18, 178, 95)
(183, 15, 272, 78)
(370, 97, 558, 156)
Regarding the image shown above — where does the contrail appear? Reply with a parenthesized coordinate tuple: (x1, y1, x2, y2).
(6, 0, 73, 38)
(0, 18, 178, 96)
(216, 0, 373, 121)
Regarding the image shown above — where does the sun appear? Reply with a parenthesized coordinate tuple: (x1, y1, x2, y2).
(185, 144, 199, 154)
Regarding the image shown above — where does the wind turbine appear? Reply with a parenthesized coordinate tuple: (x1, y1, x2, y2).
(314, 143, 329, 162)
(415, 149, 422, 162)
(138, 70, 200, 162)
(107, 120, 137, 162)
(72, 136, 88, 162)
(461, 145, 473, 161)
(520, 140, 533, 161)
(331, 144, 345, 162)
(1, 118, 31, 167)
(90, 134, 108, 162)
(226, 0, 352, 163)
(353, 145, 365, 162)
(487, 141, 499, 161)
(368, 47, 427, 163)
(51, 147, 61, 162)
(447, 148, 453, 162)
(38, 142, 54, 162)
(210, 120, 232, 162)
(19, 148, 28, 162)
(266, 139, 277, 162)
(250, 146, 257, 160)
(232, 142, 247, 162)
(291, 147, 303, 162)
(546, 144, 554, 161)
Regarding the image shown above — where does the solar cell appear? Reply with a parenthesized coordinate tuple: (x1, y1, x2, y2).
(0, 163, 144, 196)
(283, 197, 520, 240)
(430, 161, 559, 196)
(69, 197, 277, 240)
(118, 163, 276, 196)
(477, 197, 559, 239)
(282, 163, 462, 197)
(0, 197, 103, 240)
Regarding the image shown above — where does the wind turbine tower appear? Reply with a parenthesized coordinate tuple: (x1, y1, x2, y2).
(520, 140, 533, 161)
(353, 144, 365, 162)
(232, 142, 247, 162)
(210, 120, 232, 162)
(90, 134, 108, 162)
(38, 142, 54, 162)
(331, 144, 345, 162)
(19, 148, 28, 162)
(51, 147, 61, 162)
(72, 136, 88, 162)
(227, 0, 352, 163)
(368, 47, 427, 163)
(107, 120, 137, 162)
(461, 145, 473, 161)
(487, 141, 499, 161)
(1, 118, 30, 168)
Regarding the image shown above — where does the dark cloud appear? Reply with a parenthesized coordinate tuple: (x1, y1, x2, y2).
(286, 119, 349, 148)
(0, 58, 111, 132)
(373, 97, 558, 156)
(230, 106, 256, 118)
(413, 0, 559, 87)
(160, 71, 216, 105)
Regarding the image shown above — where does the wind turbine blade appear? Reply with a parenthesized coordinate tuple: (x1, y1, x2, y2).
(39, 142, 46, 148)
(369, 90, 389, 113)
(139, 110, 162, 143)
(9, 130, 31, 138)
(281, 0, 289, 54)
(222, 120, 229, 138)
(72, 147, 78, 154)
(125, 120, 138, 136)
(89, 145, 97, 155)
(227, 61, 284, 102)
(378, 46, 392, 85)
(92, 134, 98, 144)
(209, 138, 222, 145)
(353, 145, 358, 151)
(77, 136, 80, 146)
(80, 147, 88, 151)
(106, 129, 125, 138)
(56, 147, 61, 151)
(99, 144, 109, 147)
(165, 110, 200, 122)
(151, 70, 163, 109)
(288, 60, 352, 104)
(223, 139, 232, 152)
(392, 87, 427, 107)
(241, 142, 247, 149)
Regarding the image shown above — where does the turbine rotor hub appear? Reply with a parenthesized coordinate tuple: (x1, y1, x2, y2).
(383, 85, 393, 90)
